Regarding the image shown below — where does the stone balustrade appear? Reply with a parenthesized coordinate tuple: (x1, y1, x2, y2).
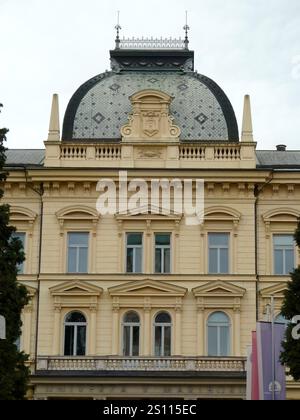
(37, 356, 246, 372)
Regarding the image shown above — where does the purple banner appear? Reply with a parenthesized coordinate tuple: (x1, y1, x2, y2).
(257, 322, 286, 400)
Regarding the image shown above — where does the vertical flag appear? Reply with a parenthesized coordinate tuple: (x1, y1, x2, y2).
(251, 331, 260, 400)
(257, 322, 286, 400)
(246, 345, 252, 400)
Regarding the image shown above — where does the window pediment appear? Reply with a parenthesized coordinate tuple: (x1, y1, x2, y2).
(109, 279, 187, 298)
(193, 281, 246, 298)
(10, 207, 37, 222)
(50, 281, 103, 297)
(56, 206, 99, 222)
(260, 283, 287, 299)
(263, 208, 299, 224)
(204, 206, 241, 222)
(115, 204, 182, 222)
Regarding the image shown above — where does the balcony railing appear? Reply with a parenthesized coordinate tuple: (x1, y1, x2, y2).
(37, 356, 246, 372)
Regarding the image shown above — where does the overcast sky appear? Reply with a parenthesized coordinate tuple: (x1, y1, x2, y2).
(1, 0, 300, 150)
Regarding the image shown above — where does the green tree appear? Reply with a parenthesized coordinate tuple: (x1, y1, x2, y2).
(280, 221, 300, 380)
(0, 104, 30, 400)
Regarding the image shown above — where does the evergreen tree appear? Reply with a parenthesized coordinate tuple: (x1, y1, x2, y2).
(0, 104, 30, 400)
(280, 221, 300, 380)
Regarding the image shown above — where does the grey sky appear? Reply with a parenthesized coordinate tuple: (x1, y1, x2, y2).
(1, 0, 300, 150)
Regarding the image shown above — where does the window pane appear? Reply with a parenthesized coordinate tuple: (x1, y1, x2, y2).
(209, 248, 218, 273)
(285, 249, 295, 274)
(155, 326, 162, 356)
(76, 326, 86, 356)
(68, 247, 77, 273)
(123, 326, 131, 356)
(274, 249, 283, 275)
(164, 326, 171, 356)
(66, 312, 86, 323)
(155, 248, 162, 273)
(126, 248, 133, 273)
(135, 247, 142, 273)
(127, 233, 142, 246)
(209, 312, 229, 324)
(155, 234, 171, 246)
(78, 247, 88, 273)
(208, 326, 218, 356)
(64, 325, 74, 356)
(209, 233, 229, 247)
(164, 248, 171, 273)
(124, 312, 140, 323)
(155, 312, 171, 323)
(220, 326, 230, 356)
(132, 326, 140, 356)
(220, 248, 229, 274)
(68, 232, 89, 246)
(274, 235, 294, 246)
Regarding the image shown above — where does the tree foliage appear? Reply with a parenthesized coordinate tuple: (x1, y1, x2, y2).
(0, 103, 30, 400)
(280, 220, 300, 381)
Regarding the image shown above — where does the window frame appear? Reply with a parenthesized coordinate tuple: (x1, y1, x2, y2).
(122, 311, 141, 357)
(67, 231, 90, 274)
(154, 233, 172, 274)
(207, 311, 231, 357)
(125, 233, 144, 274)
(273, 233, 295, 275)
(153, 312, 172, 357)
(63, 311, 87, 356)
(208, 232, 230, 274)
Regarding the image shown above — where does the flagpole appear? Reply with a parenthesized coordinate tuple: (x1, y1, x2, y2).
(271, 295, 275, 400)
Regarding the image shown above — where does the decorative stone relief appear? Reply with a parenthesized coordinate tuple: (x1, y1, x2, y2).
(121, 90, 181, 142)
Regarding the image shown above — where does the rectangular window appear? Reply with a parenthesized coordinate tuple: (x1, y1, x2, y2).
(208, 233, 230, 274)
(273, 235, 295, 275)
(126, 233, 143, 273)
(67, 232, 89, 273)
(155, 234, 171, 274)
(11, 232, 26, 274)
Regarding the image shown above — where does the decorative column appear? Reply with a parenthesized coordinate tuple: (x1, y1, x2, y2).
(143, 299, 152, 356)
(112, 299, 120, 355)
(196, 304, 205, 356)
(233, 305, 241, 356)
(91, 221, 97, 274)
(174, 299, 182, 355)
(233, 222, 239, 274)
(52, 305, 62, 355)
(23, 304, 33, 355)
(89, 306, 97, 355)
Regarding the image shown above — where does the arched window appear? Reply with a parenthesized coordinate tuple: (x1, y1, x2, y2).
(207, 312, 231, 357)
(123, 312, 140, 357)
(64, 312, 87, 356)
(154, 312, 172, 357)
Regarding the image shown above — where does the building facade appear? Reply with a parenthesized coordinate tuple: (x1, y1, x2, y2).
(2, 37, 300, 400)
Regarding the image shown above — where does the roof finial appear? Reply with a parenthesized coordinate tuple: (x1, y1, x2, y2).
(241, 95, 254, 142)
(115, 11, 122, 49)
(47, 94, 60, 142)
(183, 10, 190, 50)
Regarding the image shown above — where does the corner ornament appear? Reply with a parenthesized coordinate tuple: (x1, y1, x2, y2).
(121, 89, 181, 142)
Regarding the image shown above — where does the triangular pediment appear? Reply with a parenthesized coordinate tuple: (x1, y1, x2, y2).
(109, 279, 187, 297)
(260, 283, 288, 298)
(193, 281, 246, 298)
(50, 281, 103, 297)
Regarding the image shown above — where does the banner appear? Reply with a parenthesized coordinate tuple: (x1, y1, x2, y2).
(257, 322, 286, 400)
(251, 331, 260, 400)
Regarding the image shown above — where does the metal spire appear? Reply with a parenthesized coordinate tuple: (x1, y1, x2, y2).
(115, 11, 122, 49)
(183, 10, 190, 50)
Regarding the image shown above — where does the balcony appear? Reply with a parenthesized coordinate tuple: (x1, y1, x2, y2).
(44, 141, 256, 169)
(36, 356, 246, 373)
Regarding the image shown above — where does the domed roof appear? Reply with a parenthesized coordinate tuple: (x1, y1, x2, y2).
(62, 49, 239, 142)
